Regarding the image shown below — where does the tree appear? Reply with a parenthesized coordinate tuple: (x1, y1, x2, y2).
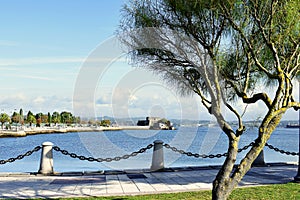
(0, 113, 11, 129)
(41, 114, 48, 124)
(26, 110, 33, 120)
(19, 108, 24, 125)
(74, 116, 81, 124)
(119, 0, 300, 199)
(52, 111, 61, 125)
(100, 119, 111, 127)
(11, 112, 21, 124)
(60, 111, 73, 125)
(26, 111, 36, 126)
(47, 112, 52, 125)
(35, 113, 43, 127)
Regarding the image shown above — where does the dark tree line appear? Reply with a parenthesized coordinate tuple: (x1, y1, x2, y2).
(0, 109, 81, 127)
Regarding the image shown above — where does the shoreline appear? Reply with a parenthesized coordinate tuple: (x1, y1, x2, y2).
(0, 126, 151, 138)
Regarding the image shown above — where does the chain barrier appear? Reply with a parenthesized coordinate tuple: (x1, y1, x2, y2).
(164, 143, 228, 158)
(53, 144, 154, 162)
(164, 142, 299, 158)
(0, 141, 298, 166)
(163, 142, 254, 158)
(0, 146, 41, 165)
(265, 143, 299, 156)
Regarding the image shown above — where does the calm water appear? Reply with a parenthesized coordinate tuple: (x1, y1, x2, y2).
(0, 126, 298, 172)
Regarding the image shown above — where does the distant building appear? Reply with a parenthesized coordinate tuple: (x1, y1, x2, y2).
(137, 117, 174, 130)
(137, 118, 149, 126)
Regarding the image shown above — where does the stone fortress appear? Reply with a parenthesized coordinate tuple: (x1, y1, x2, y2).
(137, 117, 174, 130)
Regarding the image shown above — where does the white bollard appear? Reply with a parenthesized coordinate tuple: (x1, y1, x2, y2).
(38, 142, 54, 174)
(150, 140, 164, 171)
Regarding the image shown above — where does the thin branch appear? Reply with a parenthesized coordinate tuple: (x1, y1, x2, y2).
(221, 90, 244, 136)
(250, 0, 281, 72)
(220, 2, 278, 79)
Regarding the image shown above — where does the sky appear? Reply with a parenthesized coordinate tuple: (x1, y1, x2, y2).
(0, 0, 298, 122)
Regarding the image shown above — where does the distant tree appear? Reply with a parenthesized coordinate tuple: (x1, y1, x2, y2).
(35, 113, 43, 118)
(88, 119, 96, 126)
(35, 113, 43, 127)
(26, 111, 33, 121)
(52, 111, 61, 125)
(100, 119, 111, 127)
(19, 108, 24, 125)
(26, 114, 36, 127)
(36, 118, 42, 127)
(41, 114, 48, 124)
(47, 112, 52, 124)
(74, 116, 81, 124)
(119, 0, 300, 199)
(159, 118, 169, 124)
(60, 111, 73, 125)
(0, 113, 11, 129)
(11, 112, 21, 124)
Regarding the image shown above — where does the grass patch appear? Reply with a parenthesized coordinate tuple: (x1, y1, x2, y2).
(228, 183, 300, 200)
(60, 183, 300, 200)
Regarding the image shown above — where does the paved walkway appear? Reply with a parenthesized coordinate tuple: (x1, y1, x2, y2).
(0, 163, 298, 199)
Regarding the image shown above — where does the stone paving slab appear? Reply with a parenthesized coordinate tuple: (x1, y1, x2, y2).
(0, 163, 298, 199)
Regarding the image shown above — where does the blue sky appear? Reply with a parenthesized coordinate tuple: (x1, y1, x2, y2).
(0, 1, 298, 121)
(0, 0, 125, 116)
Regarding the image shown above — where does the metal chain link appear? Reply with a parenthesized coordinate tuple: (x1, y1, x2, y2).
(53, 144, 154, 162)
(237, 142, 255, 153)
(265, 143, 299, 156)
(1, 141, 296, 167)
(0, 146, 42, 165)
(164, 143, 228, 158)
(164, 142, 299, 158)
(164, 142, 255, 159)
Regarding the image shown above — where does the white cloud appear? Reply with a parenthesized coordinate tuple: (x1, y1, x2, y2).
(0, 94, 73, 115)
(33, 96, 45, 104)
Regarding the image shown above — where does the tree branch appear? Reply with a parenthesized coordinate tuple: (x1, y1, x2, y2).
(241, 93, 273, 109)
(220, 2, 278, 79)
(221, 90, 245, 136)
(250, 0, 281, 71)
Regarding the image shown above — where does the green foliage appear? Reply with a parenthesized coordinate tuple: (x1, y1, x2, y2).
(11, 112, 21, 123)
(19, 108, 23, 116)
(27, 110, 33, 119)
(0, 109, 80, 126)
(0, 113, 11, 127)
(120, 0, 300, 100)
(99, 119, 111, 127)
(47, 112, 52, 123)
(52, 111, 61, 124)
(60, 111, 73, 124)
(26, 114, 36, 126)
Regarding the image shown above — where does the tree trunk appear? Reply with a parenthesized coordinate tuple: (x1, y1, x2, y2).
(211, 114, 283, 200)
(212, 138, 239, 200)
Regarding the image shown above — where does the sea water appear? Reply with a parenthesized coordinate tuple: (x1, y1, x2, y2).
(0, 126, 298, 172)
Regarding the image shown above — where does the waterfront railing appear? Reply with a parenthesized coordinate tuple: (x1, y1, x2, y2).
(0, 140, 298, 174)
